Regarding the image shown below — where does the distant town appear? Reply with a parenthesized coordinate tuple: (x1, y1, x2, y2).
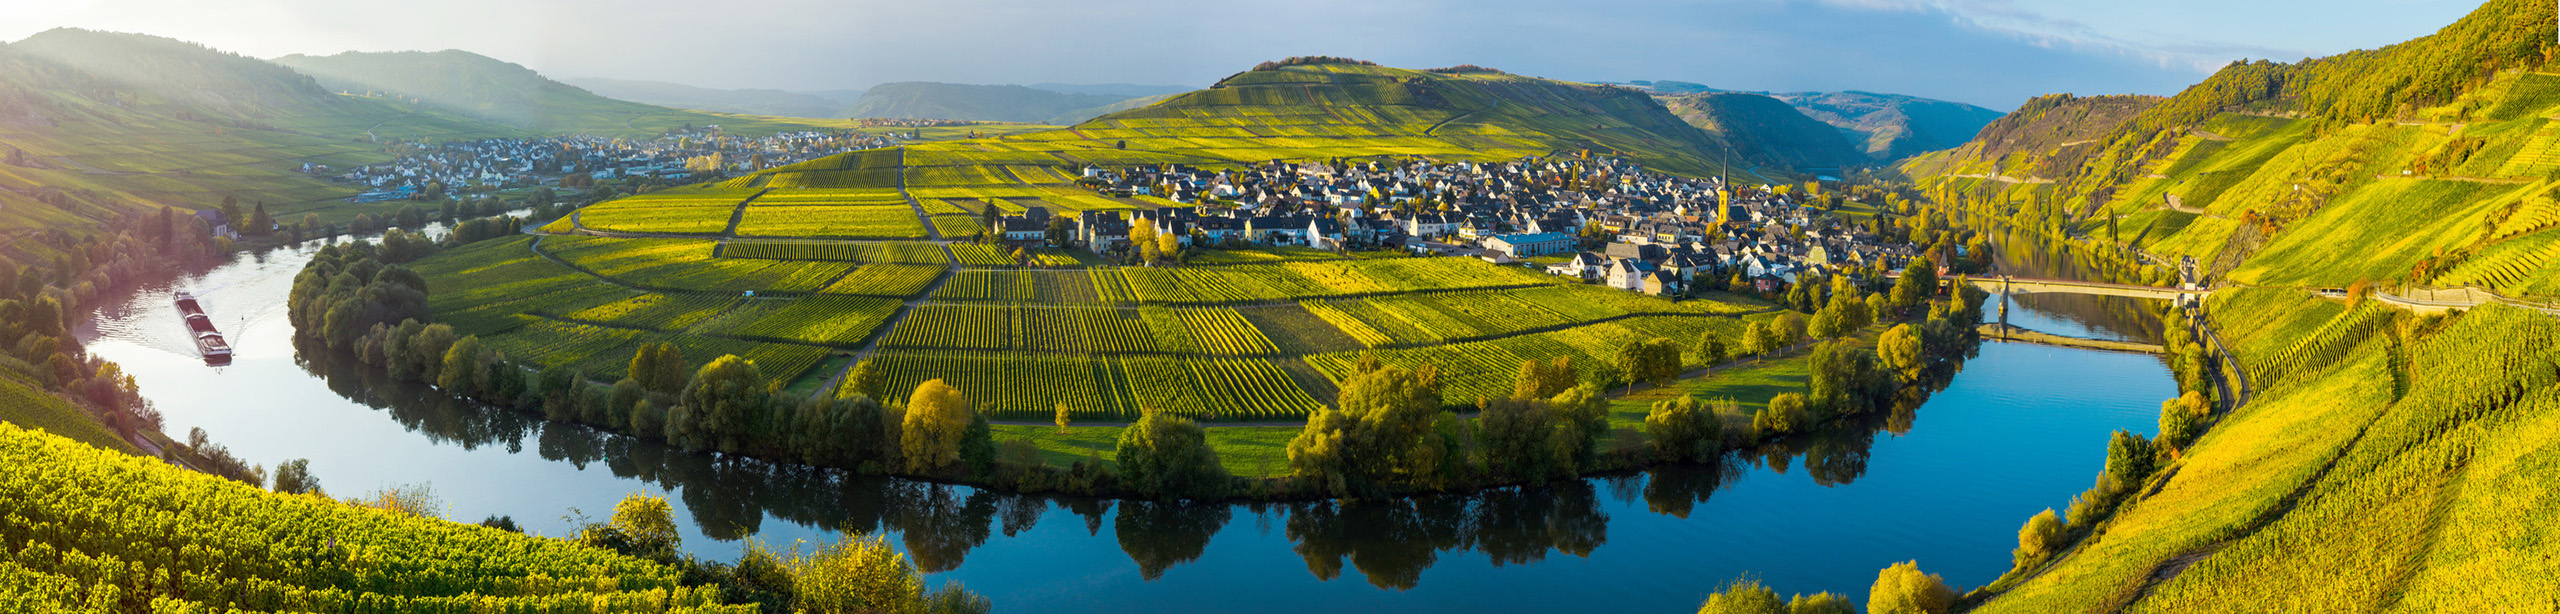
(316, 126, 904, 202)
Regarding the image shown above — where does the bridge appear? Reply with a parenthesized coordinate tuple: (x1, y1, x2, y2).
(1962, 276, 2206, 303)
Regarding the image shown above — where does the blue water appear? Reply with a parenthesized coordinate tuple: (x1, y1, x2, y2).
(83, 243, 2177, 612)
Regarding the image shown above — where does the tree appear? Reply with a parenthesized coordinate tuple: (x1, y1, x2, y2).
(271, 458, 319, 495)
(901, 379, 974, 472)
(1878, 323, 1928, 380)
(628, 344, 662, 392)
(2013, 508, 2065, 569)
(608, 493, 680, 561)
(1157, 228, 1181, 263)
(2104, 430, 2155, 492)
(1788, 593, 1855, 614)
(1055, 402, 1073, 434)
(1645, 395, 1723, 462)
(1772, 312, 1807, 347)
(651, 343, 687, 396)
(1045, 216, 1075, 249)
(1755, 393, 1807, 438)
(1116, 408, 1229, 498)
(1477, 396, 1555, 481)
(2157, 390, 2212, 451)
(844, 358, 885, 401)
(1890, 257, 1939, 318)
(1809, 341, 1890, 419)
(1867, 560, 1956, 614)
(1740, 322, 1774, 357)
(681, 354, 769, 452)
(1286, 365, 1446, 492)
(1131, 220, 1159, 262)
(1697, 577, 1786, 614)
(1695, 333, 1729, 367)
(438, 335, 486, 395)
(1549, 384, 1609, 475)
(786, 532, 930, 614)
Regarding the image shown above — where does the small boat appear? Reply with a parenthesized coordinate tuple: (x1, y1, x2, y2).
(174, 291, 232, 364)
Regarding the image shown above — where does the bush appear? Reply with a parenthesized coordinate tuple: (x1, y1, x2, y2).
(1698, 577, 1786, 614)
(2012, 508, 2066, 569)
(2156, 391, 2213, 451)
(1867, 560, 1957, 614)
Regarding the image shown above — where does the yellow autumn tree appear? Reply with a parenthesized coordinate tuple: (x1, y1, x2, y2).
(901, 379, 973, 472)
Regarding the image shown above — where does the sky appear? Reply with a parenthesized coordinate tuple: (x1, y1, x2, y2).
(0, 0, 2489, 110)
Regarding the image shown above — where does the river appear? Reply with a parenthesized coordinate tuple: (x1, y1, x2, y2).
(79, 237, 2175, 612)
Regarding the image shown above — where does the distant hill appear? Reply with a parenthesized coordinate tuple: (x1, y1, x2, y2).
(1043, 92, 1180, 125)
(561, 77, 848, 118)
(842, 82, 1135, 123)
(272, 50, 839, 137)
(1609, 81, 2003, 162)
(1768, 90, 2006, 161)
(1657, 92, 1866, 174)
(0, 29, 515, 229)
(1901, 93, 2160, 181)
(1027, 83, 1194, 98)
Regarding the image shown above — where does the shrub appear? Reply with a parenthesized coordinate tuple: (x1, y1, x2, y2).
(1645, 395, 1725, 463)
(1867, 560, 1957, 614)
(2012, 508, 2066, 569)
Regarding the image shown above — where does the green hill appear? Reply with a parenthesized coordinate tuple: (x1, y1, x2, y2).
(1899, 0, 2560, 610)
(0, 376, 135, 455)
(841, 81, 1135, 123)
(1770, 90, 2007, 161)
(561, 76, 851, 118)
(1907, 0, 2560, 295)
(0, 29, 517, 230)
(1659, 92, 1867, 174)
(272, 50, 846, 137)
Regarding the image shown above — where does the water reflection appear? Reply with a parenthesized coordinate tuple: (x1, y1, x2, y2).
(286, 331, 1981, 589)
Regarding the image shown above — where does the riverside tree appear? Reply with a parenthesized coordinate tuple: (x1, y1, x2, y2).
(901, 379, 975, 472)
(1115, 408, 1229, 499)
(681, 355, 769, 453)
(1644, 395, 1724, 463)
(1286, 364, 1447, 494)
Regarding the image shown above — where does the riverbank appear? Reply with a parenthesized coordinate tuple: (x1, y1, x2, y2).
(1976, 322, 2164, 354)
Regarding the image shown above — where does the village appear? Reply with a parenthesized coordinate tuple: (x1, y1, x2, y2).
(998, 155, 1924, 298)
(317, 126, 903, 202)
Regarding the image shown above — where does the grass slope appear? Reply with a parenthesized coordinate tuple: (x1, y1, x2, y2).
(843, 82, 1138, 123)
(0, 376, 135, 455)
(1770, 90, 2008, 162)
(0, 29, 522, 229)
(1660, 92, 1867, 173)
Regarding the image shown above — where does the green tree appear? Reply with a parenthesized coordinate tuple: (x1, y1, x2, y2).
(1890, 257, 1939, 318)
(1695, 333, 1729, 367)
(1789, 593, 1855, 614)
(787, 532, 946, 614)
(681, 354, 769, 452)
(437, 335, 486, 395)
(628, 344, 661, 392)
(1115, 408, 1229, 499)
(2157, 390, 2212, 451)
(651, 343, 687, 396)
(271, 458, 319, 495)
(901, 379, 974, 472)
(844, 358, 885, 401)
(1549, 384, 1609, 475)
(1867, 560, 1956, 614)
(1286, 365, 1446, 493)
(1809, 341, 1890, 419)
(1477, 396, 1556, 481)
(1646, 395, 1724, 462)
(2105, 430, 2155, 492)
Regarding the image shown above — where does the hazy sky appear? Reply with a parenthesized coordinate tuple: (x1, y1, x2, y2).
(0, 0, 2486, 110)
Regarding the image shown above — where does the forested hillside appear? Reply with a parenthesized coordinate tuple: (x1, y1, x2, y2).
(1659, 92, 1867, 174)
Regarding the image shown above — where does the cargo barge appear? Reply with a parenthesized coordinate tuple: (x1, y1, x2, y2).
(174, 291, 232, 364)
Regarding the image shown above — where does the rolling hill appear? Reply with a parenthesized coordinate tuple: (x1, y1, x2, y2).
(1612, 81, 2006, 162)
(272, 50, 847, 137)
(1658, 92, 1867, 175)
(561, 76, 851, 118)
(1769, 90, 2006, 161)
(840, 82, 1137, 124)
(0, 29, 517, 230)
